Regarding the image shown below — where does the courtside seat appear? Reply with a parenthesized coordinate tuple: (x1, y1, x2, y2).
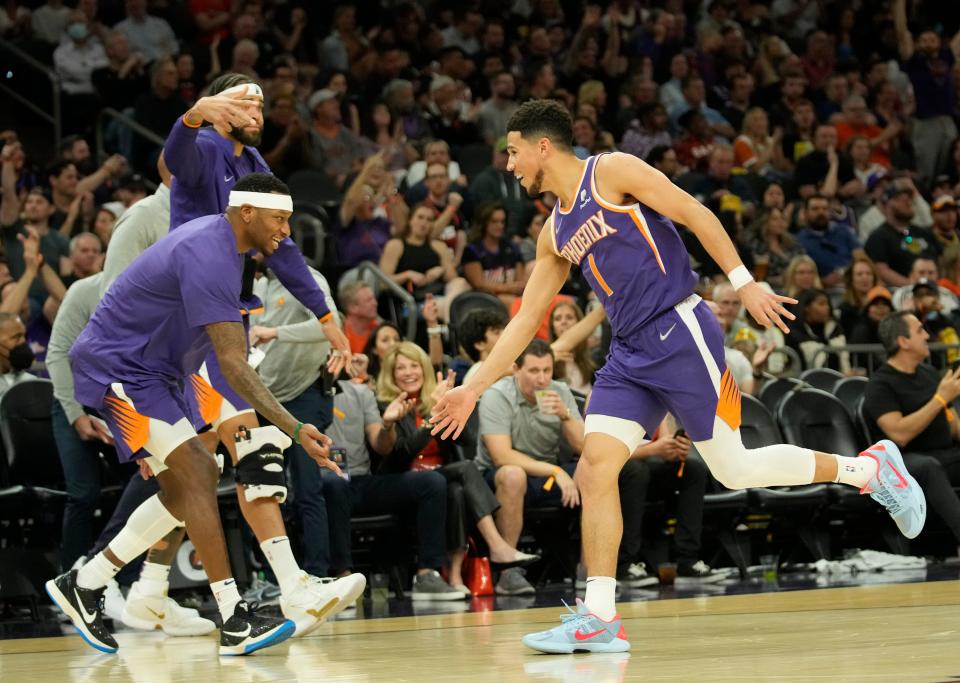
(351, 513, 409, 598)
(799, 367, 844, 393)
(758, 377, 804, 416)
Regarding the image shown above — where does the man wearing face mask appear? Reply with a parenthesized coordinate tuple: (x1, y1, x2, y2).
(0, 312, 33, 395)
(53, 10, 108, 134)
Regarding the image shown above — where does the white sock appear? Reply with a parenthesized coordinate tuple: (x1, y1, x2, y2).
(260, 536, 301, 594)
(211, 578, 241, 622)
(583, 576, 617, 622)
(76, 552, 121, 590)
(833, 454, 878, 489)
(137, 561, 171, 598)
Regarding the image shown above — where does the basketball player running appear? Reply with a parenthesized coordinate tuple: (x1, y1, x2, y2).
(430, 100, 926, 654)
(161, 74, 365, 635)
(46, 175, 331, 655)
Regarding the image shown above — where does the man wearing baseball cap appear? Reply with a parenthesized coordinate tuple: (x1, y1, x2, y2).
(306, 88, 375, 189)
(864, 180, 940, 286)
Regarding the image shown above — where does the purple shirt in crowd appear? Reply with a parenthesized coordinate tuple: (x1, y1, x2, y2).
(71, 214, 243, 405)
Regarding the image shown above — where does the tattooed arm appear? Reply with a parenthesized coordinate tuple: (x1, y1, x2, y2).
(206, 321, 298, 434)
(206, 320, 341, 470)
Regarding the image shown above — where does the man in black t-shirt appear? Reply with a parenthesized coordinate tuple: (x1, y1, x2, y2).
(862, 311, 960, 551)
(864, 183, 940, 288)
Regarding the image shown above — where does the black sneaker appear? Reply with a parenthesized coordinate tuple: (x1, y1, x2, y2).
(45, 569, 118, 653)
(675, 560, 726, 585)
(219, 601, 295, 656)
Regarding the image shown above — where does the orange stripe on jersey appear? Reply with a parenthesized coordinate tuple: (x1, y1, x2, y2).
(587, 253, 613, 296)
(715, 367, 742, 431)
(190, 374, 224, 427)
(627, 210, 667, 274)
(104, 395, 150, 454)
(588, 171, 667, 274)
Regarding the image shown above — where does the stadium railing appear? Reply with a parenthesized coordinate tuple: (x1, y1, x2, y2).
(0, 39, 61, 151)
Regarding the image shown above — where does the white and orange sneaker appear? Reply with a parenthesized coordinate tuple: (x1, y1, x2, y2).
(860, 440, 926, 539)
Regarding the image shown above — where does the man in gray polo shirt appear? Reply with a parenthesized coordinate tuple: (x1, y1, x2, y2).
(478, 339, 648, 595)
(321, 379, 456, 599)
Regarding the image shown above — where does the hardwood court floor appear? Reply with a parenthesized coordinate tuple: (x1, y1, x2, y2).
(1, 581, 958, 683)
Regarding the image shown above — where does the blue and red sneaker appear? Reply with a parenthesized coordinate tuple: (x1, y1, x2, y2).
(522, 599, 630, 654)
(860, 440, 926, 539)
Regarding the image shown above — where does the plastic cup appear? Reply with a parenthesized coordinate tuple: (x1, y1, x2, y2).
(535, 390, 554, 415)
(658, 562, 677, 586)
(760, 554, 778, 582)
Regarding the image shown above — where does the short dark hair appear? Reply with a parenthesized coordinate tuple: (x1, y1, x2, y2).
(362, 322, 402, 380)
(206, 72, 257, 97)
(27, 186, 52, 204)
(507, 100, 573, 150)
(459, 308, 508, 362)
(47, 159, 75, 179)
(231, 173, 289, 195)
(59, 134, 84, 156)
(804, 193, 829, 208)
(516, 339, 553, 367)
(645, 145, 673, 166)
(878, 310, 914, 356)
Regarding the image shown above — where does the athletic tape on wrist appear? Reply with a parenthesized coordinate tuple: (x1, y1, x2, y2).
(228, 190, 293, 212)
(727, 265, 754, 290)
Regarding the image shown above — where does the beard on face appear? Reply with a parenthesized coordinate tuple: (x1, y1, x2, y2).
(527, 169, 545, 197)
(230, 125, 263, 148)
(892, 206, 915, 222)
(808, 214, 829, 230)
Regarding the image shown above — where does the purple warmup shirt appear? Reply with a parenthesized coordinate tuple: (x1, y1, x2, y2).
(70, 214, 243, 406)
(550, 154, 698, 340)
(163, 119, 330, 320)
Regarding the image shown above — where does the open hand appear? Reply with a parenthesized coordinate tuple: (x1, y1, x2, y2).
(739, 281, 796, 334)
(429, 384, 479, 439)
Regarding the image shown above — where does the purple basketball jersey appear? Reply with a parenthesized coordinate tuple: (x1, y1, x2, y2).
(549, 154, 698, 340)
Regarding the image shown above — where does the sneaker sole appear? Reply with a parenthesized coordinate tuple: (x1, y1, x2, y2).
(45, 580, 118, 654)
(411, 592, 469, 601)
(495, 587, 536, 596)
(295, 575, 367, 637)
(287, 597, 340, 637)
(521, 634, 631, 654)
(122, 609, 217, 636)
(675, 574, 727, 585)
(219, 619, 295, 656)
(870, 441, 927, 539)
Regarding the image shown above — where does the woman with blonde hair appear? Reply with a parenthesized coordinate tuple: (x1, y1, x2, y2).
(377, 343, 538, 595)
(782, 254, 823, 299)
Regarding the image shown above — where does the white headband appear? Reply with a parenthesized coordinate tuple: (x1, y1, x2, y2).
(228, 191, 292, 212)
(220, 83, 264, 100)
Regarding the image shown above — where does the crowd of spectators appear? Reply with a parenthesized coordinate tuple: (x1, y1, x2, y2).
(3, 0, 960, 593)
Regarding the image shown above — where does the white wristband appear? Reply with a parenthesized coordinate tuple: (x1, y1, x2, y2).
(727, 265, 754, 291)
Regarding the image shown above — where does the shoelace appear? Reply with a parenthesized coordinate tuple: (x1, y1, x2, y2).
(559, 599, 584, 624)
(871, 485, 903, 515)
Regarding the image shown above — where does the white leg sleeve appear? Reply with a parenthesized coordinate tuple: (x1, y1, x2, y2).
(694, 417, 817, 490)
(107, 494, 184, 564)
